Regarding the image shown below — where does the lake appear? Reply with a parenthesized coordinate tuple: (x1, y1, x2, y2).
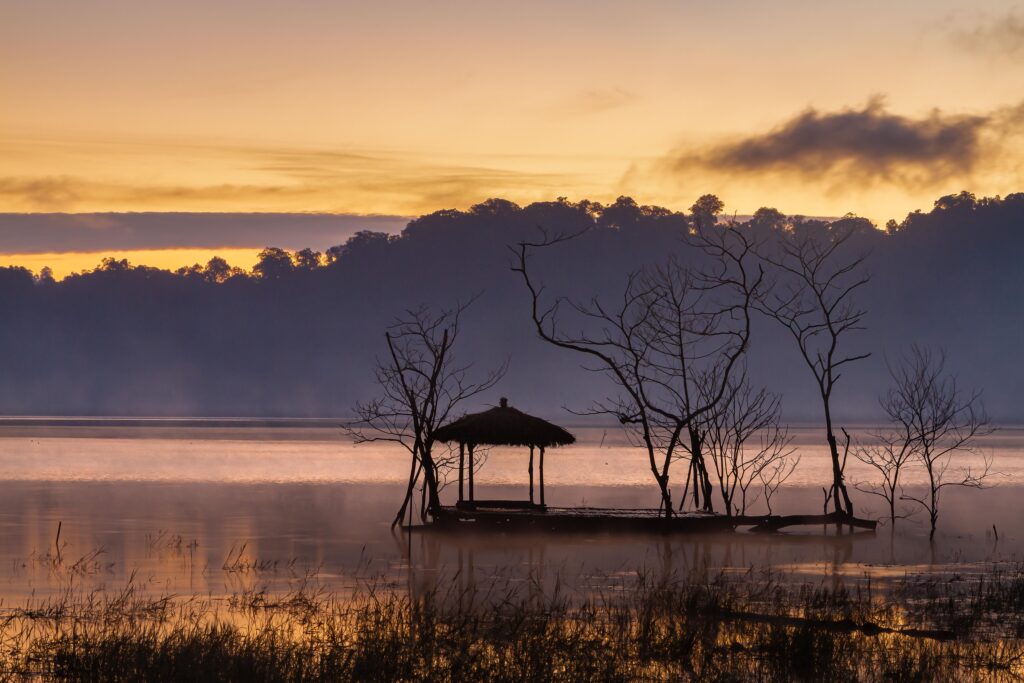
(0, 420, 1020, 602)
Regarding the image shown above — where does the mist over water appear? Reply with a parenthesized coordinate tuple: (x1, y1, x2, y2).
(2, 423, 1019, 603)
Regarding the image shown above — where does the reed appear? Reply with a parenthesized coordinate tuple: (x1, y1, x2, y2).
(2, 557, 1024, 681)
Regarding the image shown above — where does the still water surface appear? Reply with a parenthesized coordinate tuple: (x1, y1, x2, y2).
(0, 422, 1020, 601)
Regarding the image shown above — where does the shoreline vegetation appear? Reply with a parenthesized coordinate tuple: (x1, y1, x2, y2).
(3, 545, 1024, 681)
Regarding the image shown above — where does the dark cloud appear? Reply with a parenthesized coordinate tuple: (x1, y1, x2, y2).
(0, 213, 409, 253)
(671, 98, 997, 188)
(951, 10, 1024, 58)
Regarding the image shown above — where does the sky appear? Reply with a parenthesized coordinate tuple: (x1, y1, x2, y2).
(3, 0, 1024, 274)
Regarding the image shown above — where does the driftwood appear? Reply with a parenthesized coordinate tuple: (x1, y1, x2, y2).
(735, 511, 877, 533)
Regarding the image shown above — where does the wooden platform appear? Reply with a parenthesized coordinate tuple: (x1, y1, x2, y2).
(431, 505, 877, 534)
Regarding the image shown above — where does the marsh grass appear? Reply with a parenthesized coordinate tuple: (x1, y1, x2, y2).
(145, 530, 199, 557)
(0, 557, 1019, 682)
(2, 534, 1024, 682)
(222, 542, 298, 574)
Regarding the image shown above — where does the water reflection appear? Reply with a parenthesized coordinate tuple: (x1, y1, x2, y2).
(0, 425, 1019, 603)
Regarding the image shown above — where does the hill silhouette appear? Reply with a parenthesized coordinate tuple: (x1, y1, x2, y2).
(0, 192, 1020, 421)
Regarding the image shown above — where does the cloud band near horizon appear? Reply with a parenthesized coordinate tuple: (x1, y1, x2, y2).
(0, 213, 410, 254)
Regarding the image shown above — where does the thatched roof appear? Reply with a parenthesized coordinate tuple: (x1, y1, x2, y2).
(432, 398, 575, 448)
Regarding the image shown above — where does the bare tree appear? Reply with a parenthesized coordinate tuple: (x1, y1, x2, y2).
(698, 373, 795, 516)
(853, 427, 916, 526)
(854, 368, 922, 525)
(890, 346, 994, 538)
(758, 226, 870, 519)
(346, 304, 505, 527)
(758, 452, 800, 515)
(512, 225, 763, 516)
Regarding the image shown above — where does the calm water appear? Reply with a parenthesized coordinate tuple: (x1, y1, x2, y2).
(0, 422, 1021, 601)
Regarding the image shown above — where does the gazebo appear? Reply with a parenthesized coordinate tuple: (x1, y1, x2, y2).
(432, 397, 575, 509)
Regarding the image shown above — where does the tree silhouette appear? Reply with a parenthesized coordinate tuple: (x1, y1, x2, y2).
(854, 426, 916, 526)
(294, 248, 322, 270)
(203, 257, 235, 283)
(698, 372, 795, 516)
(513, 216, 764, 515)
(757, 225, 870, 520)
(689, 194, 724, 231)
(253, 247, 295, 280)
(346, 304, 505, 526)
(890, 346, 994, 538)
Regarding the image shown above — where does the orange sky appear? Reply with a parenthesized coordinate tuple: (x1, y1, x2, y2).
(2, 0, 1023, 274)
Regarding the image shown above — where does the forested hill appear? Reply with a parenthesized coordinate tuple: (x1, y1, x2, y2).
(0, 192, 1021, 421)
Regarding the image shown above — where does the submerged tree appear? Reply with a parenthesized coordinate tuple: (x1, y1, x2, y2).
(698, 373, 795, 516)
(853, 425, 916, 527)
(854, 359, 922, 525)
(889, 346, 994, 538)
(513, 217, 764, 516)
(346, 304, 505, 527)
(758, 226, 870, 519)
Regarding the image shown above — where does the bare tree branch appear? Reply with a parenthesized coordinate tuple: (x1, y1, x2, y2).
(345, 303, 506, 527)
(886, 345, 996, 539)
(756, 225, 870, 519)
(512, 223, 765, 516)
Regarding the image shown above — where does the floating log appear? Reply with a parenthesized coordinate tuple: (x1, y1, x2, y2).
(429, 505, 876, 534)
(736, 511, 877, 533)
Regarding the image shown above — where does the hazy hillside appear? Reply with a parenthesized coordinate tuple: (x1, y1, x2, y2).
(0, 192, 1020, 422)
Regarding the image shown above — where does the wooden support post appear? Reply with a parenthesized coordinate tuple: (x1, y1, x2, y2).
(458, 442, 465, 503)
(528, 445, 535, 503)
(539, 446, 545, 506)
(468, 444, 475, 502)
